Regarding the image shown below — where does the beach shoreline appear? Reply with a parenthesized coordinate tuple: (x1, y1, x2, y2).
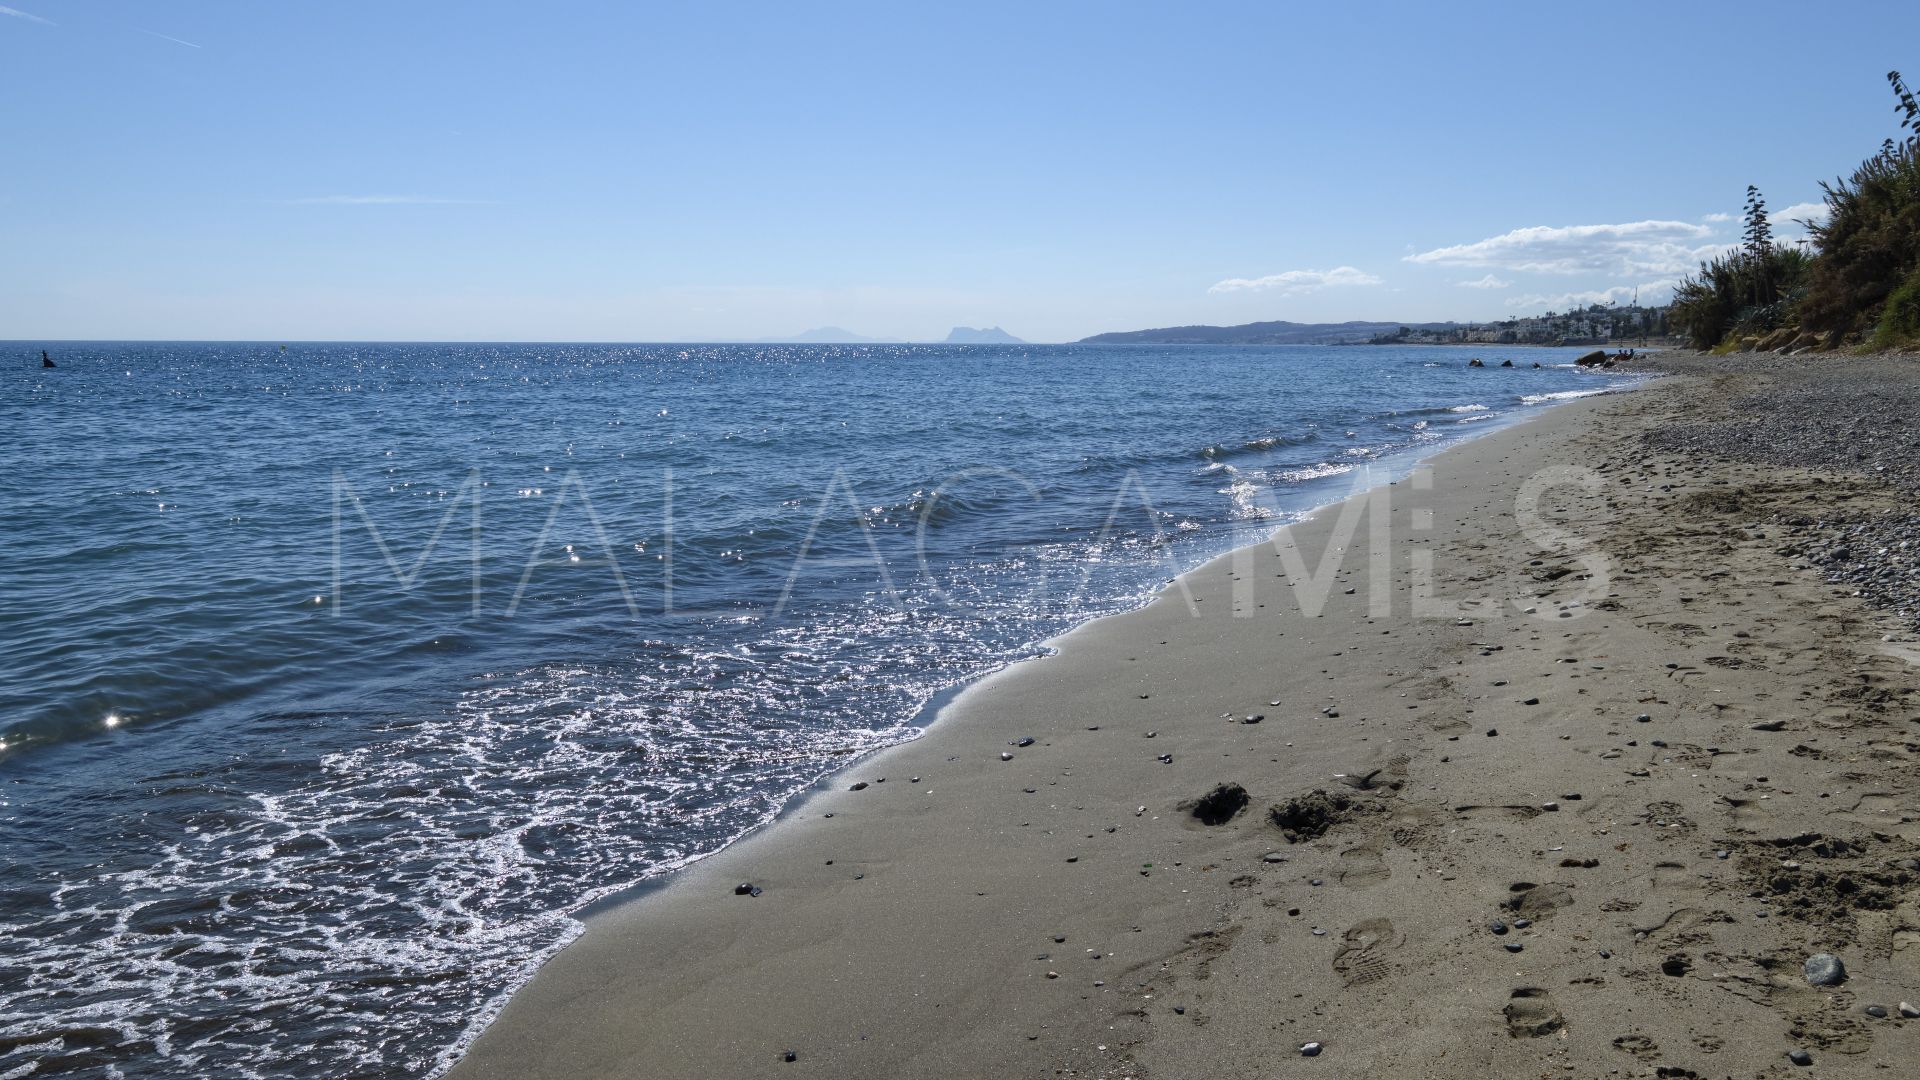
(448, 363, 1920, 1079)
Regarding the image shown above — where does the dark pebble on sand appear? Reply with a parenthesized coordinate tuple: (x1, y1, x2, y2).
(1000, 752, 1013, 761)
(1300, 1042, 1322, 1057)
(849, 781, 868, 791)
(1788, 1049, 1812, 1066)
(1310, 879, 1324, 886)
(1158, 753, 1173, 764)
(1173, 1005, 1185, 1015)
(1490, 921, 1508, 935)
(1866, 1005, 1889, 1018)
(1504, 942, 1524, 953)
(783, 1050, 797, 1062)
(1804, 953, 1847, 986)
(1513, 918, 1532, 929)
(1015, 737, 1035, 747)
(1486, 728, 1498, 737)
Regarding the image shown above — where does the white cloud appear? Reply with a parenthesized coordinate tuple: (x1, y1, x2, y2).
(0, 5, 52, 24)
(1404, 220, 1718, 276)
(283, 195, 495, 205)
(1456, 274, 1510, 289)
(1505, 279, 1679, 311)
(1207, 265, 1381, 295)
(1701, 212, 1734, 223)
(1770, 201, 1829, 232)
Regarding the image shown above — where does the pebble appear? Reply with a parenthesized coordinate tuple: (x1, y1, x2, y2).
(734, 882, 761, 897)
(1788, 1048, 1812, 1067)
(1157, 753, 1173, 764)
(1263, 852, 1288, 864)
(1489, 921, 1508, 936)
(1714, 849, 1730, 860)
(1513, 918, 1532, 929)
(1901, 1002, 1920, 1019)
(1541, 802, 1559, 812)
(1299, 1042, 1322, 1057)
(1173, 1005, 1185, 1015)
(1522, 698, 1540, 706)
(849, 782, 868, 791)
(1804, 953, 1848, 986)
(1504, 942, 1524, 953)
(1752, 720, 1788, 732)
(783, 1049, 797, 1063)
(1014, 737, 1035, 747)
(1486, 728, 1499, 737)
(999, 752, 1013, 761)
(1865, 1005, 1888, 1019)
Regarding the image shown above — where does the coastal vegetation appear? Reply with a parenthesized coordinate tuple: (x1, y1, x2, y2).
(1672, 70, 1920, 352)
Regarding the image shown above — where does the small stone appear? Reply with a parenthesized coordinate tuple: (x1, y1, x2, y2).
(1636, 713, 1650, 722)
(1312, 927, 1326, 936)
(1900, 1001, 1920, 1018)
(849, 781, 868, 791)
(1046, 971, 1059, 979)
(1513, 918, 1532, 929)
(783, 1050, 797, 1063)
(1489, 921, 1508, 936)
(910, 776, 920, 783)
(1015, 737, 1035, 747)
(1541, 802, 1559, 812)
(1054, 935, 1066, 943)
(1310, 878, 1324, 886)
(1486, 729, 1499, 737)
(1300, 1041, 1322, 1057)
(1000, 752, 1013, 761)
(1598, 950, 1612, 959)
(1804, 953, 1847, 986)
(1752, 720, 1787, 732)
(1504, 942, 1524, 953)
(1787, 1049, 1812, 1067)
(1865, 1005, 1888, 1019)
(1157, 753, 1173, 764)
(1263, 852, 1288, 863)
(734, 882, 756, 896)
(1714, 849, 1730, 860)
(1522, 698, 1540, 706)
(1173, 1005, 1185, 1014)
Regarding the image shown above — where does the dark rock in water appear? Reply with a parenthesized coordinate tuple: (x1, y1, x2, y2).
(1500, 359, 1514, 367)
(1804, 953, 1847, 986)
(1575, 349, 1608, 367)
(1183, 783, 1250, 826)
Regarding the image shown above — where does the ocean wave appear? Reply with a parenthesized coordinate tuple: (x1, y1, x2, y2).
(1520, 389, 1610, 404)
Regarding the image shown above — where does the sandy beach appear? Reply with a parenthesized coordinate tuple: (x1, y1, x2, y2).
(448, 356, 1920, 1079)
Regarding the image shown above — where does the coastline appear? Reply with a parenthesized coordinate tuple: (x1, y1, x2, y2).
(449, 369, 1920, 1078)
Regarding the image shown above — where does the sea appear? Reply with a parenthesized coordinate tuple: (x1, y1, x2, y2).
(0, 342, 1642, 1078)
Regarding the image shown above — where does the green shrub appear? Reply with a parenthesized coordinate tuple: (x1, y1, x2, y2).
(1799, 71, 1920, 343)
(1870, 264, 1920, 348)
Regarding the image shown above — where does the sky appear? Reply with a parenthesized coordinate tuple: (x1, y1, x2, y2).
(4, 0, 1918, 343)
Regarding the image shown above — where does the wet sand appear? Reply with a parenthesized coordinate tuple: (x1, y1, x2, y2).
(449, 371, 1920, 1079)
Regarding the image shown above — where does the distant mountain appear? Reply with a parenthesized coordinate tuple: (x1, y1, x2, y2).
(754, 327, 903, 344)
(1079, 319, 1464, 346)
(943, 326, 1026, 344)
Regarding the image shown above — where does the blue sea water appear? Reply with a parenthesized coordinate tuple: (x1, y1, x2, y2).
(0, 342, 1640, 1078)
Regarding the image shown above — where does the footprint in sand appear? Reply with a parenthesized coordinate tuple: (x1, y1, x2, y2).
(1611, 1033, 1659, 1060)
(1337, 841, 1391, 887)
(1330, 918, 1401, 986)
(1503, 988, 1565, 1038)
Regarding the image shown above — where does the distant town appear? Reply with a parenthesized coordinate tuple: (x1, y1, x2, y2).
(1366, 302, 1673, 346)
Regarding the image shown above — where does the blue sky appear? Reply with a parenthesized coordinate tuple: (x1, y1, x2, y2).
(4, 1, 1918, 342)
